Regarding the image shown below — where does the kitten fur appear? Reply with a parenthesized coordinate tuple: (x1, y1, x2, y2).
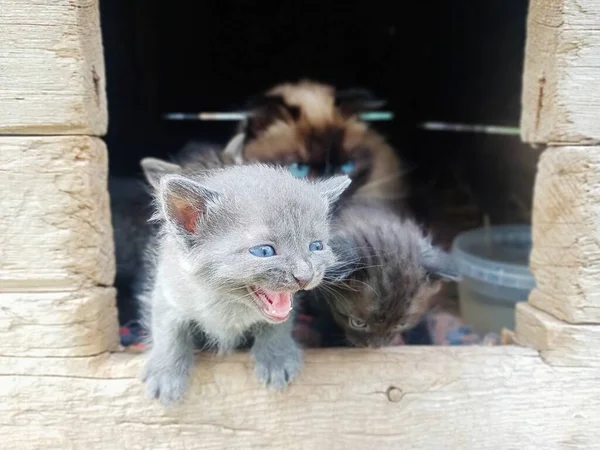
(139, 163, 350, 405)
(301, 197, 459, 348)
(109, 176, 156, 324)
(109, 146, 238, 324)
(224, 80, 404, 205)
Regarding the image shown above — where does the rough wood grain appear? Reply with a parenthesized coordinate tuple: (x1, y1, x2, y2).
(0, 288, 118, 357)
(0, 347, 598, 449)
(515, 302, 600, 367)
(521, 0, 600, 144)
(529, 146, 600, 323)
(0, 0, 107, 134)
(0, 136, 115, 291)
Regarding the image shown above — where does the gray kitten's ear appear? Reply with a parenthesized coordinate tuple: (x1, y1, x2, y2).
(159, 174, 221, 234)
(420, 242, 461, 282)
(315, 175, 352, 205)
(141, 157, 182, 190)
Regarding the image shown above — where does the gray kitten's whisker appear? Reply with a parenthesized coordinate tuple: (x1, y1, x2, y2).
(317, 282, 352, 306)
(319, 279, 357, 293)
(345, 278, 381, 298)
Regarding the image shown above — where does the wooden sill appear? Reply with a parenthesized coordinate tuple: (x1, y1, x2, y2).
(2, 345, 599, 448)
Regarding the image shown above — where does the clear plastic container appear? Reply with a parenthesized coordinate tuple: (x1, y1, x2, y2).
(451, 225, 535, 335)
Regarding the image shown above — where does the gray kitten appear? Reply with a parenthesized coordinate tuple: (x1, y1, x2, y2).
(139, 163, 350, 405)
(304, 197, 459, 348)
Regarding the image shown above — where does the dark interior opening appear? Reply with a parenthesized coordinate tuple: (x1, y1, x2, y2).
(101, 0, 541, 341)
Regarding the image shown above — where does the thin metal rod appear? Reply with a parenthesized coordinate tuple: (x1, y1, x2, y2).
(162, 113, 521, 135)
(420, 121, 521, 136)
(162, 111, 395, 122)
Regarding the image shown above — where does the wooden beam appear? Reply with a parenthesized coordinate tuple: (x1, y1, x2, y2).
(0, 348, 599, 449)
(0, 136, 115, 292)
(0, 288, 118, 357)
(529, 146, 600, 323)
(521, 0, 600, 144)
(0, 0, 107, 135)
(515, 302, 600, 366)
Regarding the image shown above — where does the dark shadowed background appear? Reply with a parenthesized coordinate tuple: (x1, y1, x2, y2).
(100, 0, 540, 247)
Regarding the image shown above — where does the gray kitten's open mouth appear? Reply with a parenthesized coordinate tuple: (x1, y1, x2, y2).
(248, 286, 293, 322)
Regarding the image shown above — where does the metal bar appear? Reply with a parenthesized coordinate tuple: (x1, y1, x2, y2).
(162, 113, 521, 135)
(162, 111, 395, 122)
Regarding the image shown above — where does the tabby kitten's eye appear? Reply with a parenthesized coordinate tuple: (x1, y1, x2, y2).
(425, 272, 440, 283)
(349, 317, 367, 329)
(249, 245, 276, 257)
(339, 160, 356, 175)
(309, 240, 324, 251)
(287, 162, 310, 178)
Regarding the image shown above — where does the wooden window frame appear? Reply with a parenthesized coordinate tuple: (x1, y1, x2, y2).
(1, 1, 599, 447)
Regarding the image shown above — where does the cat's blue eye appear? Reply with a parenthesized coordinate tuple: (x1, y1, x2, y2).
(287, 162, 310, 178)
(339, 160, 355, 175)
(309, 241, 324, 251)
(249, 245, 276, 257)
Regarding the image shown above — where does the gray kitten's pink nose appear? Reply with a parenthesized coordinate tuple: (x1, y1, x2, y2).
(292, 274, 310, 290)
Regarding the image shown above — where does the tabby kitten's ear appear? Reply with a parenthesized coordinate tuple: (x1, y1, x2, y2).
(244, 94, 301, 139)
(335, 88, 387, 119)
(222, 133, 245, 164)
(419, 242, 461, 282)
(141, 157, 182, 190)
(158, 174, 221, 235)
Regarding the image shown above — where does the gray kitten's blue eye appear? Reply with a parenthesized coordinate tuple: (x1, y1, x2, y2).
(309, 241, 324, 251)
(249, 245, 276, 257)
(339, 160, 355, 174)
(288, 162, 310, 178)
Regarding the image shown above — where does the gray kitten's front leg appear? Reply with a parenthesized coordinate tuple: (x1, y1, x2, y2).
(141, 298, 194, 406)
(251, 318, 303, 390)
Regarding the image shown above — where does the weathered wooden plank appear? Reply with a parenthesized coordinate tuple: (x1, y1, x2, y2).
(0, 0, 107, 134)
(529, 146, 600, 323)
(0, 288, 118, 357)
(0, 136, 115, 291)
(515, 302, 600, 366)
(0, 347, 598, 449)
(521, 0, 600, 144)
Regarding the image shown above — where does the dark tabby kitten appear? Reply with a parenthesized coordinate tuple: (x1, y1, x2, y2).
(300, 197, 459, 348)
(110, 176, 156, 324)
(223, 80, 404, 206)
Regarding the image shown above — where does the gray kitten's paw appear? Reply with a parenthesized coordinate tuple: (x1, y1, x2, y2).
(141, 359, 191, 406)
(253, 342, 303, 390)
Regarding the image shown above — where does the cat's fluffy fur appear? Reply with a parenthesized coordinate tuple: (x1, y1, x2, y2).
(139, 163, 350, 405)
(302, 197, 459, 348)
(224, 80, 403, 205)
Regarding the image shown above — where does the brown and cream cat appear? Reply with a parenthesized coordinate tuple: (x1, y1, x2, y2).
(298, 197, 459, 348)
(224, 80, 404, 205)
